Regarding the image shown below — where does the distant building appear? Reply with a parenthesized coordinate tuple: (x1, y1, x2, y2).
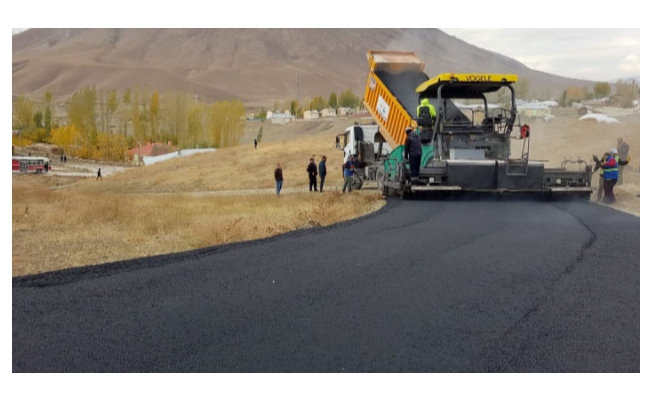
(126, 141, 177, 165)
(270, 112, 293, 125)
(303, 110, 319, 120)
(519, 102, 552, 119)
(320, 108, 336, 117)
(337, 107, 352, 116)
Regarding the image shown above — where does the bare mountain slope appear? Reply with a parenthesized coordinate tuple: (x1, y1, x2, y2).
(12, 28, 594, 105)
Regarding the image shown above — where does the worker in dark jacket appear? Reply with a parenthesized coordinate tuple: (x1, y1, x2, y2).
(274, 163, 283, 196)
(593, 148, 630, 203)
(404, 127, 422, 184)
(318, 156, 327, 192)
(307, 157, 318, 192)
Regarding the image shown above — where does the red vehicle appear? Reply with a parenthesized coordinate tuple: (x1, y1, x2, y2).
(12, 156, 51, 173)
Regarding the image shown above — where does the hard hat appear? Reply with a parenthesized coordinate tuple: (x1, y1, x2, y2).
(611, 148, 618, 154)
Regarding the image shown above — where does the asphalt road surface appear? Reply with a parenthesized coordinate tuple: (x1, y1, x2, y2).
(12, 198, 640, 373)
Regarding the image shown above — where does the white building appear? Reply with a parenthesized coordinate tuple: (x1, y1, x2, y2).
(270, 112, 293, 125)
(303, 110, 319, 120)
(337, 107, 352, 116)
(320, 108, 337, 117)
(519, 102, 552, 119)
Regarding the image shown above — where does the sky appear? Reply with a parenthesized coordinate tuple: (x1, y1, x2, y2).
(439, 28, 639, 82)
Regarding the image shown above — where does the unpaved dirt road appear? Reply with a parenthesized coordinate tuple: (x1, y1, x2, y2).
(48, 159, 132, 178)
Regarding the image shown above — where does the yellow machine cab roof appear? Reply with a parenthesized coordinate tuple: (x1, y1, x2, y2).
(416, 73, 518, 99)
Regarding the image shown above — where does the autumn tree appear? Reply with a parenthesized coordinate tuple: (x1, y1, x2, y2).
(150, 90, 160, 140)
(44, 91, 53, 136)
(14, 95, 34, 135)
(208, 100, 246, 148)
(67, 86, 98, 156)
(559, 86, 588, 107)
(614, 79, 640, 108)
(128, 85, 147, 141)
(107, 89, 118, 128)
(338, 89, 360, 109)
(328, 92, 338, 109)
(122, 88, 131, 105)
(97, 88, 119, 134)
(166, 91, 192, 144)
(51, 125, 80, 157)
(593, 82, 611, 99)
(185, 102, 204, 149)
(67, 86, 97, 134)
(33, 111, 43, 131)
(309, 95, 326, 111)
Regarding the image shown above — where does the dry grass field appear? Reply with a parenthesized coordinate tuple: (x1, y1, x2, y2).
(12, 117, 384, 277)
(12, 112, 640, 277)
(522, 108, 640, 216)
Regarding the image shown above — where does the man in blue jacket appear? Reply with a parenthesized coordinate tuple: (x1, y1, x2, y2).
(342, 155, 355, 193)
(599, 150, 619, 204)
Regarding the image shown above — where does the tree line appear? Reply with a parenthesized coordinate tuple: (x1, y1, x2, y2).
(13, 86, 247, 161)
(13, 86, 364, 162)
(482, 77, 640, 109)
(559, 79, 640, 108)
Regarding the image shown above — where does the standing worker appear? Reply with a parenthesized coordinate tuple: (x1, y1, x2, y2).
(306, 157, 318, 192)
(254, 138, 258, 149)
(318, 155, 327, 193)
(598, 150, 618, 204)
(592, 152, 608, 202)
(404, 127, 422, 184)
(616, 138, 629, 185)
(342, 155, 355, 193)
(274, 163, 283, 196)
(96, 168, 102, 181)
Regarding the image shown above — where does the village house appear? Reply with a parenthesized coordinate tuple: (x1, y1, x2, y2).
(303, 110, 319, 120)
(126, 141, 177, 165)
(320, 108, 337, 117)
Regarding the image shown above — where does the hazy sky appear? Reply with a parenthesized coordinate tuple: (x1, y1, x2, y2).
(440, 28, 639, 82)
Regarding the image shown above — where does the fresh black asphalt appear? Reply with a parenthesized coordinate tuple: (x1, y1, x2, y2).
(12, 198, 640, 372)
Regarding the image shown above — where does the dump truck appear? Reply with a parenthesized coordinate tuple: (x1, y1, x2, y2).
(346, 50, 593, 199)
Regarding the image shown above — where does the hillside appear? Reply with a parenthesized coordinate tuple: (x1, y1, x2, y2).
(12, 28, 596, 107)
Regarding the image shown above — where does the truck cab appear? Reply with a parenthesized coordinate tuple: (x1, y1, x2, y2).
(338, 124, 391, 165)
(336, 123, 392, 189)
